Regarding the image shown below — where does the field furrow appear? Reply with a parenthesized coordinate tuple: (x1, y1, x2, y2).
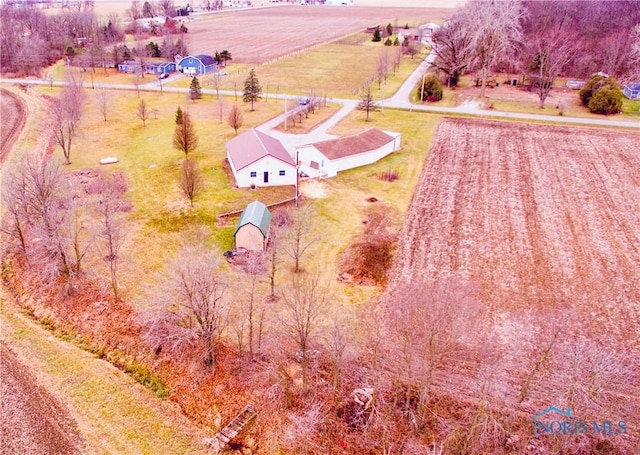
(390, 118, 640, 346)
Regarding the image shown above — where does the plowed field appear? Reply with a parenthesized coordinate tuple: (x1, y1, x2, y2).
(390, 118, 640, 346)
(184, 5, 447, 62)
(0, 88, 26, 164)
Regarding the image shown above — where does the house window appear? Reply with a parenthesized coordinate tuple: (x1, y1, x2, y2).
(250, 171, 257, 177)
(279, 170, 286, 176)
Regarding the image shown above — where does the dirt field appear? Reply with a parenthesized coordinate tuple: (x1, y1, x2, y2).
(0, 88, 27, 164)
(0, 342, 85, 455)
(390, 118, 640, 346)
(179, 5, 450, 62)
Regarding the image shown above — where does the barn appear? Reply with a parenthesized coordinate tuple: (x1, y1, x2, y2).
(234, 201, 272, 251)
(296, 128, 401, 179)
(226, 129, 297, 188)
(623, 82, 640, 100)
(177, 54, 217, 75)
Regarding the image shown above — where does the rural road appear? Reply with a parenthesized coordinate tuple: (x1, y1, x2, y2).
(2, 60, 639, 133)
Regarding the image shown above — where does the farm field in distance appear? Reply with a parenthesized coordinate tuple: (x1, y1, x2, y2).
(173, 5, 443, 63)
(391, 118, 640, 344)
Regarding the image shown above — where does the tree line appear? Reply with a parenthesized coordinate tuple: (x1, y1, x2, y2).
(431, 0, 640, 107)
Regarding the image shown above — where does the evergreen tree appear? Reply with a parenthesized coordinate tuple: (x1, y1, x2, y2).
(243, 68, 262, 111)
(372, 26, 382, 42)
(175, 106, 184, 124)
(419, 73, 443, 102)
(189, 76, 202, 100)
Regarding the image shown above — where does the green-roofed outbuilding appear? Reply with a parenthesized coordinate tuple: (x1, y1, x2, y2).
(234, 201, 272, 251)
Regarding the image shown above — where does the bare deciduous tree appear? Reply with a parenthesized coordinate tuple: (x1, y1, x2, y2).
(216, 96, 225, 123)
(462, 0, 524, 98)
(231, 253, 267, 361)
(523, 34, 575, 108)
(142, 245, 228, 369)
(376, 49, 390, 89)
(173, 112, 199, 156)
(178, 157, 205, 206)
(87, 170, 131, 302)
(50, 73, 84, 165)
(382, 277, 485, 427)
(279, 272, 329, 393)
(95, 87, 110, 121)
(136, 98, 150, 126)
(227, 103, 243, 135)
(430, 15, 473, 87)
(282, 203, 318, 274)
(1, 160, 31, 263)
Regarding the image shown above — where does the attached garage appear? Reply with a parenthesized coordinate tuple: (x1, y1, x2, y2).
(234, 201, 272, 251)
(297, 128, 401, 178)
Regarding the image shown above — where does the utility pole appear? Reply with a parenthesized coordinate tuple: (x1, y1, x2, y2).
(284, 98, 288, 131)
(295, 149, 299, 207)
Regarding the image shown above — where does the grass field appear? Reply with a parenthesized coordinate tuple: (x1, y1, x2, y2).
(24, 81, 440, 308)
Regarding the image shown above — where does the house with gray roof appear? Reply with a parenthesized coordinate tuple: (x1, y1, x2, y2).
(234, 201, 271, 251)
(226, 128, 297, 188)
(623, 82, 640, 100)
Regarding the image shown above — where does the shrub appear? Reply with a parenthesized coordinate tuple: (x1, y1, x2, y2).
(579, 74, 619, 107)
(588, 86, 623, 114)
(378, 169, 398, 182)
(419, 73, 443, 102)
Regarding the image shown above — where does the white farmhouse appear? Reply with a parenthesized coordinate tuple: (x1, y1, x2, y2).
(296, 128, 401, 179)
(226, 128, 297, 188)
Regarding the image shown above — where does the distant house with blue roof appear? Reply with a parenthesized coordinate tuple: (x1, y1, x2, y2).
(234, 201, 272, 251)
(178, 54, 217, 75)
(623, 82, 640, 100)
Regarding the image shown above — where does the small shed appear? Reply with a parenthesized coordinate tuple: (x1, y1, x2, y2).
(178, 54, 217, 75)
(234, 201, 271, 251)
(623, 82, 640, 100)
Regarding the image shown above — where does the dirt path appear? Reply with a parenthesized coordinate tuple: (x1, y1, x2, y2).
(0, 341, 85, 455)
(0, 87, 27, 164)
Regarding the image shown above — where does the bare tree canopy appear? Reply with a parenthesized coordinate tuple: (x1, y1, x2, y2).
(142, 245, 228, 369)
(279, 271, 330, 392)
(462, 0, 525, 98)
(49, 73, 84, 165)
(86, 170, 132, 302)
(136, 98, 149, 126)
(172, 112, 199, 156)
(178, 157, 205, 206)
(227, 103, 243, 135)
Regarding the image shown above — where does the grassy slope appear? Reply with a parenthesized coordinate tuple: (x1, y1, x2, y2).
(0, 294, 208, 455)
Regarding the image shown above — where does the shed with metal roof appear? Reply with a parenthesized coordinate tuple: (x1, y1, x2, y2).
(234, 201, 272, 251)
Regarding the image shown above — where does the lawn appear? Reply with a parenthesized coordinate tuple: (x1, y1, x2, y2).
(28, 80, 440, 309)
